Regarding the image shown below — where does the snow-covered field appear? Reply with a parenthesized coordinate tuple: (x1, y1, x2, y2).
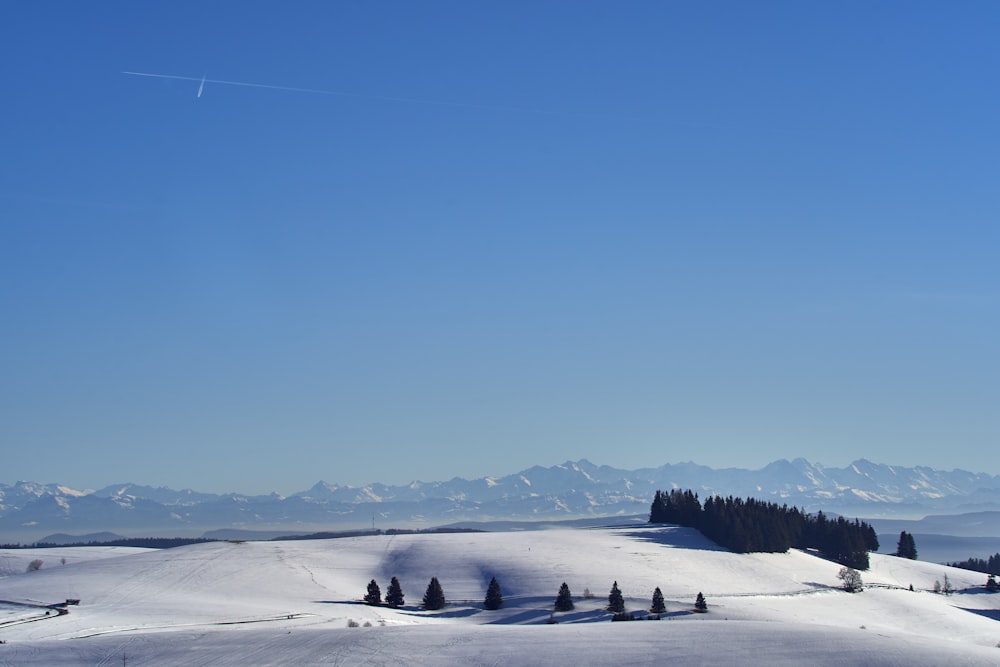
(1, 525, 998, 665)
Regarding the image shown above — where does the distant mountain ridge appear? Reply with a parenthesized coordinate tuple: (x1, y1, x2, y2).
(3, 458, 1000, 542)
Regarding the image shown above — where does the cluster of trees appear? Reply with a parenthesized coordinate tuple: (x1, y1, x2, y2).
(947, 552, 1000, 575)
(554, 581, 706, 615)
(650, 489, 878, 569)
(365, 576, 407, 608)
(362, 577, 712, 617)
(894, 531, 917, 559)
(364, 576, 503, 611)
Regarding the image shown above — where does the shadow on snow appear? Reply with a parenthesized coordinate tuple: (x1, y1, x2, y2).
(620, 526, 727, 551)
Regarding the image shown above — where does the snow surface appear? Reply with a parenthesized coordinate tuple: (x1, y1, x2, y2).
(1, 525, 998, 665)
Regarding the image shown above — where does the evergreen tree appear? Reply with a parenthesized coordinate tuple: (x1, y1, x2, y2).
(895, 531, 918, 559)
(650, 587, 666, 614)
(422, 576, 446, 610)
(986, 574, 998, 593)
(694, 592, 708, 612)
(385, 576, 404, 608)
(650, 489, 665, 522)
(364, 579, 381, 606)
(554, 582, 574, 611)
(607, 581, 624, 613)
(484, 576, 503, 610)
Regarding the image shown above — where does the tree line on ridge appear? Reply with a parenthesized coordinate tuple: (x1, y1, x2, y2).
(649, 489, 878, 569)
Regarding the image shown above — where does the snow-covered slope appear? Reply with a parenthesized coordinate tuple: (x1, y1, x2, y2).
(1, 525, 998, 665)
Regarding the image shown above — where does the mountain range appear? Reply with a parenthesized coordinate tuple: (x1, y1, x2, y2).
(4, 458, 1000, 542)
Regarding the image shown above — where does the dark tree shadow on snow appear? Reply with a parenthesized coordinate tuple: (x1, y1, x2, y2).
(396, 606, 482, 619)
(800, 581, 838, 591)
(483, 608, 556, 625)
(956, 588, 1000, 596)
(620, 526, 727, 551)
(957, 607, 1000, 622)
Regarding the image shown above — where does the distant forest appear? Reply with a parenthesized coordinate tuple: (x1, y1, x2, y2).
(650, 489, 878, 570)
(0, 527, 485, 550)
(0, 537, 214, 549)
(947, 553, 1000, 575)
(274, 527, 483, 541)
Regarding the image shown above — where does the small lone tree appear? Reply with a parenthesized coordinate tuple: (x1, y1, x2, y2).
(986, 574, 998, 592)
(942, 573, 953, 595)
(607, 581, 625, 613)
(554, 582, 574, 611)
(484, 576, 503, 610)
(838, 566, 863, 593)
(364, 579, 382, 606)
(694, 592, 708, 612)
(650, 587, 666, 614)
(895, 531, 918, 559)
(385, 576, 404, 608)
(422, 576, 445, 610)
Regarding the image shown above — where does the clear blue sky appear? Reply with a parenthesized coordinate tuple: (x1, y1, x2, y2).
(2, 1, 998, 494)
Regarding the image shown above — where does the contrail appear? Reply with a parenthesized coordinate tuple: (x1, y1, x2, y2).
(123, 71, 351, 98)
(121, 70, 660, 122)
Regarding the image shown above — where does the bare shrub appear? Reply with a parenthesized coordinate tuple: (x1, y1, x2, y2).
(26, 559, 43, 572)
(838, 567, 863, 593)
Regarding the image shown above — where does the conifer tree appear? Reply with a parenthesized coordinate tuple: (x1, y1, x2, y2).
(650, 587, 665, 614)
(895, 531, 918, 559)
(385, 576, 404, 608)
(422, 576, 446, 610)
(554, 582, 574, 611)
(364, 579, 382, 606)
(484, 576, 503, 610)
(607, 581, 625, 613)
(694, 592, 708, 612)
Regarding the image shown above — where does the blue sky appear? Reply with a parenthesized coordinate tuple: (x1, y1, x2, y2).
(2, 2, 998, 494)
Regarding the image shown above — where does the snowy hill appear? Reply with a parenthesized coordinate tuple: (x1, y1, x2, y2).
(1, 525, 999, 665)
